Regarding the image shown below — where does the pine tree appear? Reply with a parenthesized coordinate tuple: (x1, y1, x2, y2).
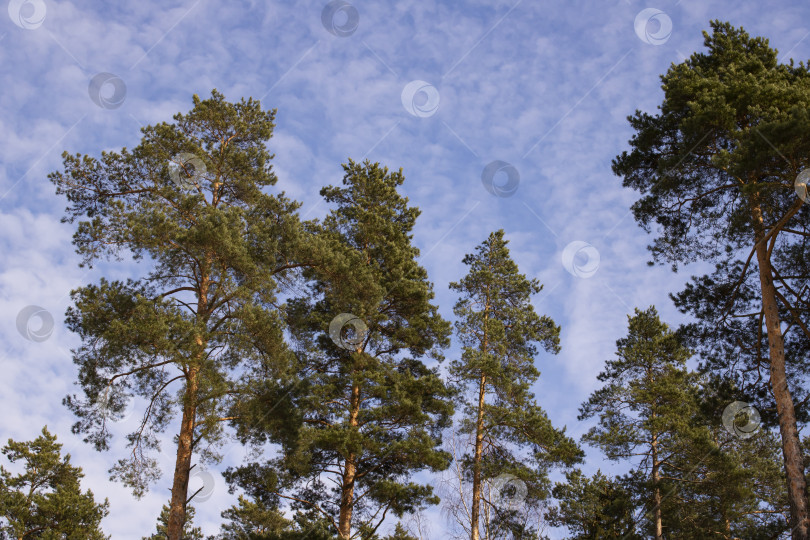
(449, 230, 582, 540)
(663, 428, 789, 539)
(612, 21, 810, 537)
(0, 427, 109, 539)
(661, 375, 789, 539)
(230, 160, 454, 539)
(217, 462, 296, 540)
(218, 496, 292, 539)
(577, 307, 788, 538)
(579, 307, 695, 539)
(383, 524, 418, 540)
(547, 470, 639, 540)
(50, 90, 305, 539)
(143, 504, 203, 539)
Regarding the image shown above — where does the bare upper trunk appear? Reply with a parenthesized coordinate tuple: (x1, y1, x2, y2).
(167, 261, 210, 540)
(751, 202, 809, 540)
(471, 300, 490, 540)
(470, 373, 487, 540)
(651, 435, 663, 540)
(166, 365, 199, 540)
(338, 381, 362, 539)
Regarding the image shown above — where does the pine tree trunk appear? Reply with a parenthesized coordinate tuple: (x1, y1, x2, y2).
(168, 264, 209, 540)
(651, 435, 663, 540)
(167, 365, 199, 540)
(751, 203, 809, 540)
(471, 295, 491, 540)
(338, 382, 361, 539)
(470, 373, 487, 540)
(647, 362, 664, 540)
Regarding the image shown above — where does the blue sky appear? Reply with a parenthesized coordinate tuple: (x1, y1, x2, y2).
(2, 0, 810, 538)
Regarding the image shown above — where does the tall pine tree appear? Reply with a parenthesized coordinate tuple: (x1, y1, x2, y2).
(577, 307, 788, 538)
(612, 21, 810, 537)
(230, 160, 454, 539)
(449, 230, 581, 540)
(50, 90, 305, 539)
(579, 307, 695, 539)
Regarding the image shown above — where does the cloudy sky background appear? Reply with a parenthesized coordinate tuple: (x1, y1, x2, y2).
(2, 0, 810, 537)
